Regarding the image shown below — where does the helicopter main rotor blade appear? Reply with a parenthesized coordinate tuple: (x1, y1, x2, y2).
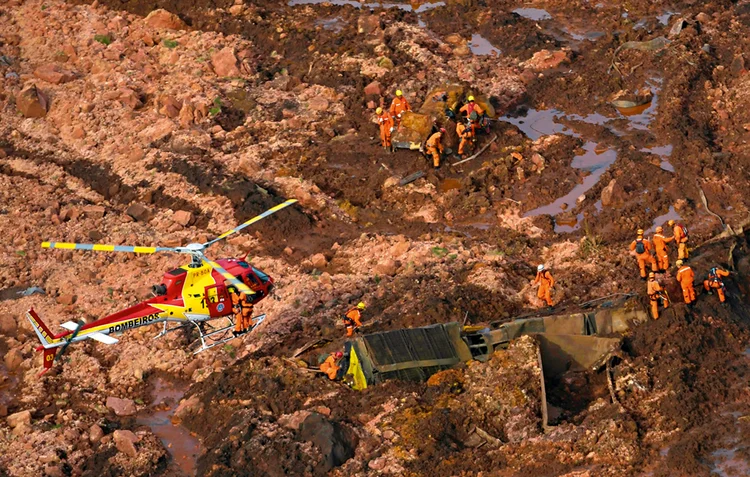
(200, 256, 255, 295)
(203, 199, 298, 248)
(42, 242, 179, 254)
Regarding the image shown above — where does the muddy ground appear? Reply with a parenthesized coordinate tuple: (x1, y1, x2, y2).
(1, 0, 750, 475)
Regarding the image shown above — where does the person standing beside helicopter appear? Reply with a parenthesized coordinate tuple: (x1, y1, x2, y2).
(230, 285, 254, 336)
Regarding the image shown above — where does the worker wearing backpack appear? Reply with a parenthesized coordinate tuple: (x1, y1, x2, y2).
(668, 219, 689, 261)
(629, 229, 657, 279)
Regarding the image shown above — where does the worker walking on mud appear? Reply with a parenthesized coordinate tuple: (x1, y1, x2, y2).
(629, 229, 657, 279)
(456, 118, 474, 159)
(652, 226, 673, 272)
(704, 266, 731, 304)
(389, 90, 411, 127)
(675, 260, 696, 307)
(425, 128, 445, 168)
(669, 219, 690, 261)
(460, 96, 486, 135)
(376, 107, 395, 152)
(647, 272, 669, 319)
(229, 286, 254, 336)
(319, 351, 343, 380)
(343, 302, 366, 337)
(532, 264, 555, 310)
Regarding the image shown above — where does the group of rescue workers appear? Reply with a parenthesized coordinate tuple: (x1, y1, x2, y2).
(629, 220, 732, 319)
(375, 89, 488, 167)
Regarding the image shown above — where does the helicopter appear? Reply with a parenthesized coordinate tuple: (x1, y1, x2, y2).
(26, 199, 298, 374)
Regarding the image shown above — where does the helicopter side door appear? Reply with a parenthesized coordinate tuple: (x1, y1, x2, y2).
(204, 284, 231, 318)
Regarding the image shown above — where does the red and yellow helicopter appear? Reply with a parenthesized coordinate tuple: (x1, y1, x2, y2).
(26, 199, 297, 373)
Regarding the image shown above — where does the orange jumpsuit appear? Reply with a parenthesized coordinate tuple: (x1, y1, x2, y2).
(647, 277, 668, 319)
(704, 268, 730, 302)
(377, 111, 394, 148)
(231, 290, 254, 333)
(456, 122, 474, 156)
(672, 224, 689, 260)
(425, 131, 444, 168)
(319, 354, 340, 380)
(459, 102, 485, 134)
(676, 265, 696, 304)
(652, 233, 673, 272)
(629, 238, 657, 278)
(343, 308, 362, 337)
(389, 97, 411, 126)
(533, 270, 555, 307)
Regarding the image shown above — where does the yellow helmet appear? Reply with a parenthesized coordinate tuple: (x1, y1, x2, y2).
(467, 95, 475, 101)
(676, 260, 683, 267)
(637, 228, 644, 236)
(668, 219, 675, 226)
(648, 272, 655, 278)
(376, 107, 383, 114)
(655, 226, 663, 233)
(357, 302, 366, 310)
(395, 90, 403, 97)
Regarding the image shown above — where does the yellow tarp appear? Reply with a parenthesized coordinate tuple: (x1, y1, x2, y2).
(346, 346, 368, 391)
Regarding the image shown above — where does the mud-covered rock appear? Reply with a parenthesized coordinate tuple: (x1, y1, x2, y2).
(113, 429, 139, 457)
(144, 9, 187, 30)
(212, 47, 240, 77)
(6, 410, 31, 429)
(106, 396, 136, 416)
(16, 84, 48, 118)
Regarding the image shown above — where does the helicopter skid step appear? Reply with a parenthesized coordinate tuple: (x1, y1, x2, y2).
(190, 314, 266, 354)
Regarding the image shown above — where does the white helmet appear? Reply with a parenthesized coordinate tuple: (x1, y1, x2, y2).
(537, 264, 545, 272)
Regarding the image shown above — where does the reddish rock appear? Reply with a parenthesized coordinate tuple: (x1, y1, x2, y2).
(106, 396, 136, 416)
(56, 294, 77, 306)
(159, 95, 182, 118)
(364, 81, 382, 96)
(0, 313, 17, 335)
(601, 179, 626, 207)
(126, 204, 151, 222)
(16, 85, 48, 118)
(119, 88, 143, 109)
(0, 405, 7, 418)
(173, 210, 194, 226)
(522, 49, 570, 71)
(6, 410, 31, 429)
(113, 430, 139, 457)
(374, 259, 398, 276)
(4, 348, 23, 371)
(278, 410, 312, 430)
(174, 395, 203, 420)
(179, 102, 195, 128)
(311, 253, 327, 269)
(138, 119, 175, 143)
(211, 47, 240, 77)
(34, 64, 75, 84)
(309, 97, 329, 111)
(144, 9, 187, 30)
(82, 205, 106, 218)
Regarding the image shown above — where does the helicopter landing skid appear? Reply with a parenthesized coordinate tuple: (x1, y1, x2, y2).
(190, 314, 267, 354)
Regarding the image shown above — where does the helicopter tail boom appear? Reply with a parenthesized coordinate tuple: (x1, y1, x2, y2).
(25, 308, 63, 349)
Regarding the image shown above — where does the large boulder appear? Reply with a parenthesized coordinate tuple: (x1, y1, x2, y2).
(6, 410, 31, 429)
(106, 396, 136, 416)
(601, 179, 626, 207)
(34, 64, 75, 84)
(144, 9, 187, 30)
(16, 85, 48, 118)
(113, 430, 139, 457)
(211, 47, 240, 77)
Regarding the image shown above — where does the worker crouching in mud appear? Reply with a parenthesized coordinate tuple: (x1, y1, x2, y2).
(704, 266, 731, 304)
(425, 128, 445, 168)
(319, 351, 343, 380)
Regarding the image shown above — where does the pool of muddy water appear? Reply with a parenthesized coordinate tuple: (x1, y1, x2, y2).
(137, 378, 201, 476)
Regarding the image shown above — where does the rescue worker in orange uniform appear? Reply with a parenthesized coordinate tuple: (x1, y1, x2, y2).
(675, 260, 696, 306)
(629, 229, 657, 279)
(456, 119, 474, 158)
(343, 302, 365, 337)
(704, 266, 730, 303)
(319, 351, 343, 380)
(669, 219, 689, 261)
(229, 286, 254, 336)
(389, 90, 411, 127)
(652, 226, 673, 272)
(532, 264, 555, 309)
(425, 128, 445, 168)
(459, 96, 485, 134)
(647, 272, 669, 319)
(376, 107, 394, 152)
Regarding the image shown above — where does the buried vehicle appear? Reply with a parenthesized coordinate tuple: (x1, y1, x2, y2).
(391, 83, 496, 150)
